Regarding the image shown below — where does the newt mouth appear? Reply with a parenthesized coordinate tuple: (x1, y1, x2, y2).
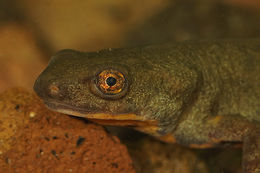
(44, 100, 159, 135)
(55, 108, 158, 129)
(43, 100, 178, 142)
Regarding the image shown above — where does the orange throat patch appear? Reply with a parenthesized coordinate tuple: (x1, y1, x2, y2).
(56, 108, 158, 131)
(55, 108, 176, 143)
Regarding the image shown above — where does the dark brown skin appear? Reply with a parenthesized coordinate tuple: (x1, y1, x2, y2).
(34, 40, 260, 173)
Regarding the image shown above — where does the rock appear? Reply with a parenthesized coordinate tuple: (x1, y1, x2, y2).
(0, 24, 47, 93)
(18, 0, 170, 51)
(125, 0, 260, 46)
(0, 88, 135, 173)
(223, 0, 260, 10)
(128, 138, 209, 173)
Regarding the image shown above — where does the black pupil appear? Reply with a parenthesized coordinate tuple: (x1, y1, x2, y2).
(106, 77, 117, 86)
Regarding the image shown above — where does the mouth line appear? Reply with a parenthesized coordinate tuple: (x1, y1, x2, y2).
(43, 99, 159, 135)
(43, 100, 157, 123)
(44, 99, 94, 114)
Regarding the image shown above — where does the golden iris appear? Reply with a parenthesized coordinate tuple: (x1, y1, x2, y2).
(96, 69, 125, 94)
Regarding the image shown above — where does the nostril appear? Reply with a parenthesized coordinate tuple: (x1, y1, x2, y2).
(49, 84, 60, 95)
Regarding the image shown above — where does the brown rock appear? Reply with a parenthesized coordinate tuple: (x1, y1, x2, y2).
(0, 24, 47, 93)
(125, 0, 260, 46)
(127, 138, 209, 173)
(223, 0, 260, 11)
(18, 0, 170, 51)
(0, 88, 135, 173)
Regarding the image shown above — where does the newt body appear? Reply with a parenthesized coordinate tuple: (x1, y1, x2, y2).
(34, 40, 260, 172)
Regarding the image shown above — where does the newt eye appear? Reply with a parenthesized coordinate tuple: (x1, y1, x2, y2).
(91, 69, 128, 99)
(106, 77, 117, 86)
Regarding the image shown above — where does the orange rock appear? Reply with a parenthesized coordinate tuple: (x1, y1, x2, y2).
(0, 88, 135, 173)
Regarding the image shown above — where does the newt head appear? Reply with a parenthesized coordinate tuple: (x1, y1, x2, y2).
(34, 47, 199, 139)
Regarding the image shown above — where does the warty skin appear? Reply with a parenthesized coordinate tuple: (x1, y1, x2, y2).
(34, 40, 260, 172)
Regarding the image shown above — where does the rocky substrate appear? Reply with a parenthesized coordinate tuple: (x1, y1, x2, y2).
(0, 88, 135, 173)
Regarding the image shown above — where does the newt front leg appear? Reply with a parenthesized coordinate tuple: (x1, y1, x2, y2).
(243, 126, 260, 172)
(173, 114, 260, 172)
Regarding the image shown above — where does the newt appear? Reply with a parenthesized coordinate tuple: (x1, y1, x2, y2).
(34, 40, 260, 172)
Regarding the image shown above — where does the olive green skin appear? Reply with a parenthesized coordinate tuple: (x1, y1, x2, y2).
(34, 40, 260, 172)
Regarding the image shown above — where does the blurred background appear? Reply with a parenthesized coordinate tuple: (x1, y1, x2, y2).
(0, 0, 259, 92)
(0, 1, 259, 172)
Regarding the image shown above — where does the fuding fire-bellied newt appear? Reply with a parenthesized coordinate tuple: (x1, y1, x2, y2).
(34, 40, 260, 173)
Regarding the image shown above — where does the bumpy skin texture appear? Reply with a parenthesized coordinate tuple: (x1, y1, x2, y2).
(34, 40, 260, 173)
